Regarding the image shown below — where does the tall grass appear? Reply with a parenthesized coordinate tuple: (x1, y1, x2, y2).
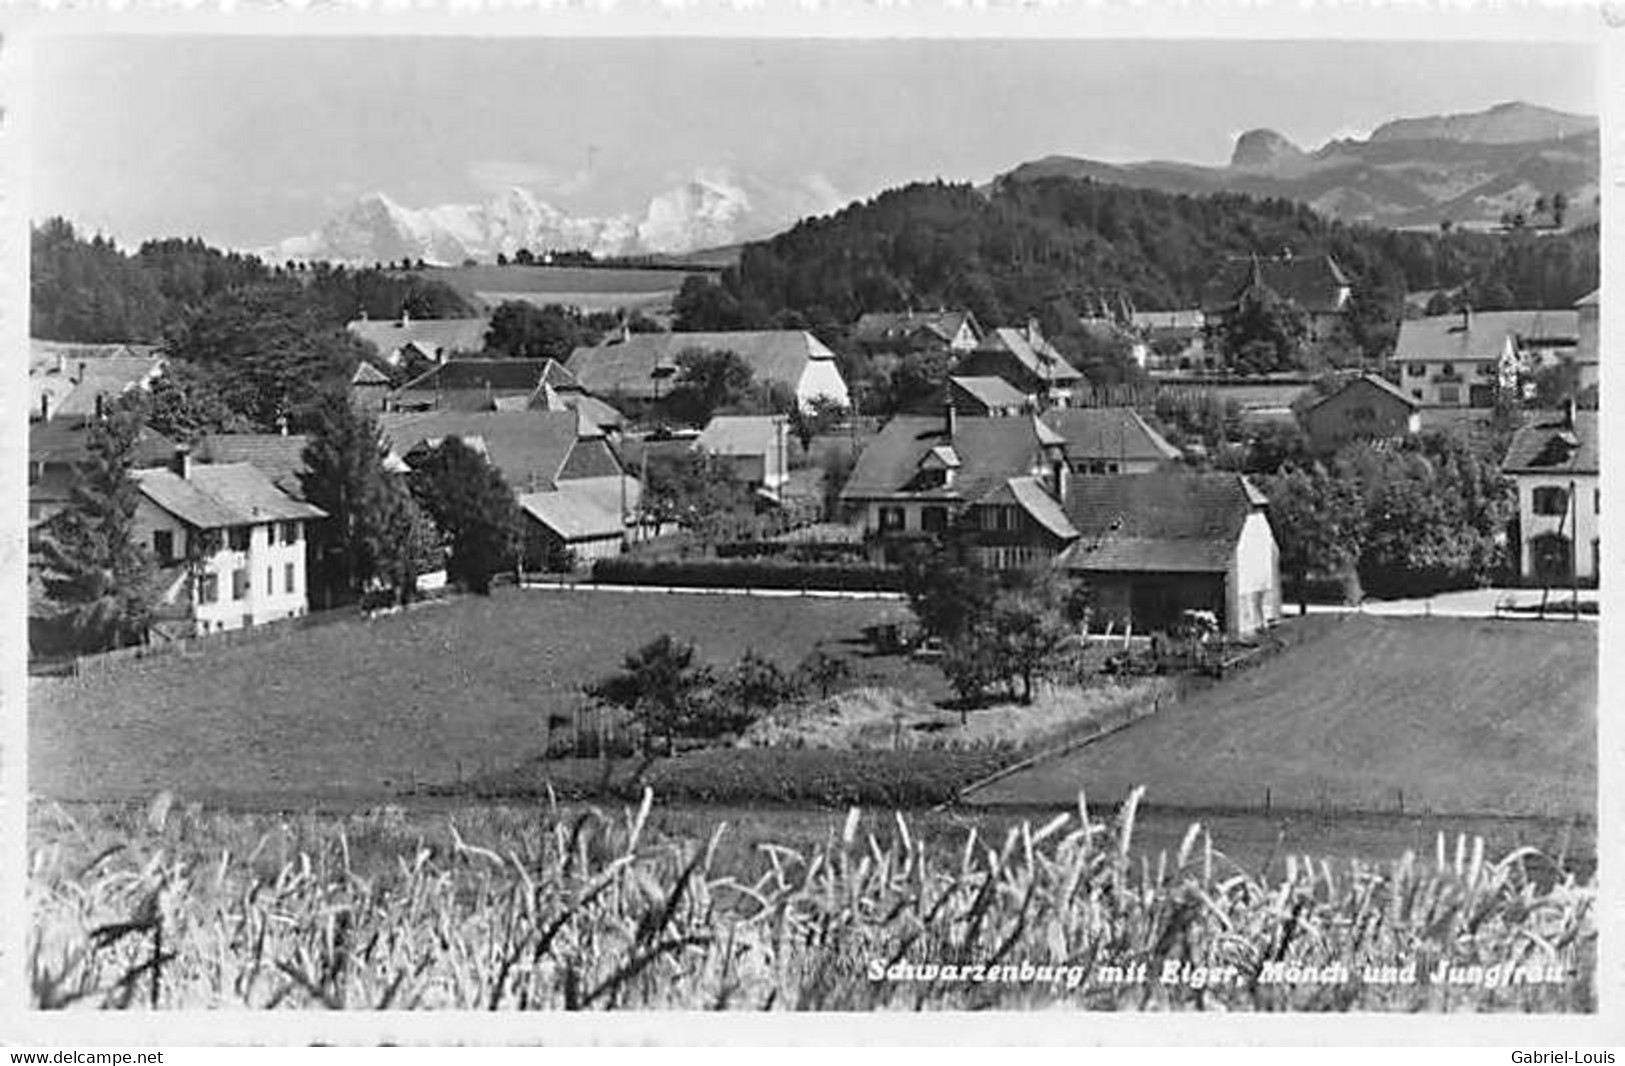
(29, 790, 1594, 1010)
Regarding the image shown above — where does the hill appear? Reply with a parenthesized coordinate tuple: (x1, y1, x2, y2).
(970, 615, 1596, 818)
(995, 101, 1597, 232)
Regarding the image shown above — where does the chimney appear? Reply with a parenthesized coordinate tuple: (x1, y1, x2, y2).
(945, 396, 958, 441)
(55, 353, 66, 375)
(1460, 305, 1472, 332)
(39, 394, 51, 421)
(171, 446, 192, 480)
(77, 361, 87, 384)
(1563, 396, 1576, 430)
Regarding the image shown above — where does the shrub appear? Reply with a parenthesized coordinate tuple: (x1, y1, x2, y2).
(593, 557, 904, 592)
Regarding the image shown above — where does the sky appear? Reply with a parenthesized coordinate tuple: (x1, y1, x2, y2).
(29, 35, 1600, 251)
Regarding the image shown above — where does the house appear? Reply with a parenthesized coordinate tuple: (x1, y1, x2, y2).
(565, 330, 850, 413)
(350, 361, 394, 411)
(378, 408, 624, 494)
(948, 376, 1033, 418)
(387, 358, 575, 413)
(506, 373, 628, 439)
(1502, 406, 1598, 587)
(1060, 473, 1281, 638)
(696, 415, 791, 495)
(1391, 309, 1578, 407)
(852, 310, 983, 356)
(1200, 254, 1352, 346)
(1297, 374, 1420, 454)
(1130, 309, 1209, 373)
(30, 340, 165, 423)
(28, 419, 179, 527)
(346, 313, 490, 368)
(1040, 408, 1182, 474)
(131, 452, 327, 634)
(839, 410, 1077, 569)
(193, 433, 312, 499)
(519, 476, 643, 569)
(954, 322, 1081, 407)
(1571, 289, 1599, 394)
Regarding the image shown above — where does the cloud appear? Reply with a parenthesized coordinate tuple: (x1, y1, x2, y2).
(466, 159, 592, 198)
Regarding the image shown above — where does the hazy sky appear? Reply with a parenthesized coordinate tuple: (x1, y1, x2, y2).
(31, 36, 1599, 250)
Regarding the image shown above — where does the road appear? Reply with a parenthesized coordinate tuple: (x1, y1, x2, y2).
(1299, 586, 1597, 620)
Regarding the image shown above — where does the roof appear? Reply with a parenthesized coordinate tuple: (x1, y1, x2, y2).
(950, 376, 1031, 411)
(697, 415, 786, 457)
(30, 339, 162, 372)
(1393, 311, 1579, 363)
(853, 310, 978, 345)
(1576, 290, 1599, 307)
(1201, 255, 1350, 315)
(395, 358, 562, 395)
(520, 484, 624, 542)
(1060, 473, 1265, 574)
(379, 409, 596, 492)
(347, 317, 490, 359)
(30, 343, 166, 421)
(1130, 309, 1205, 332)
(1040, 407, 1182, 463)
(1502, 410, 1598, 475)
(351, 362, 392, 386)
(194, 434, 312, 498)
(134, 463, 325, 529)
(988, 476, 1079, 541)
(1301, 373, 1420, 413)
(972, 327, 1082, 385)
(566, 331, 836, 400)
(840, 413, 1064, 504)
(30, 420, 178, 467)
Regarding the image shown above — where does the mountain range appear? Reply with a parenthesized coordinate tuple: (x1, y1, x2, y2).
(270, 170, 845, 265)
(994, 101, 1598, 232)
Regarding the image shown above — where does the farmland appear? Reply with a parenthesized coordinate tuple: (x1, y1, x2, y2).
(972, 615, 1596, 818)
(28, 588, 922, 804)
(422, 263, 709, 318)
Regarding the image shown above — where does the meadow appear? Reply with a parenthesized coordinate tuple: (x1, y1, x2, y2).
(972, 614, 1597, 818)
(28, 790, 1595, 1011)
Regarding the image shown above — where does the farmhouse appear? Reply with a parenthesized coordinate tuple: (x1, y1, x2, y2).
(840, 410, 1076, 569)
(28, 418, 179, 526)
(948, 376, 1033, 418)
(1392, 309, 1578, 408)
(346, 313, 490, 367)
(131, 452, 327, 635)
(1040, 407, 1181, 474)
(954, 322, 1081, 407)
(387, 358, 578, 413)
(30, 340, 166, 424)
(1502, 405, 1598, 587)
(518, 476, 642, 569)
(378, 408, 623, 494)
(1130, 309, 1209, 373)
(696, 415, 791, 496)
(852, 310, 983, 356)
(1297, 374, 1420, 454)
(565, 330, 850, 412)
(1060, 473, 1281, 638)
(1200, 254, 1351, 345)
(350, 361, 394, 411)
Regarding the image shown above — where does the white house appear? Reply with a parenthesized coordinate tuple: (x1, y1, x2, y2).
(133, 453, 327, 634)
(1502, 407, 1598, 587)
(696, 414, 791, 495)
(565, 330, 850, 413)
(1392, 309, 1579, 408)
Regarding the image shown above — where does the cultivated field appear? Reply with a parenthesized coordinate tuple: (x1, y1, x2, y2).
(29, 791, 1596, 1010)
(29, 589, 917, 803)
(972, 615, 1596, 818)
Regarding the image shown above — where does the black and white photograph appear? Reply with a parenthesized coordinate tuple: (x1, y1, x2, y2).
(10, 15, 1612, 1037)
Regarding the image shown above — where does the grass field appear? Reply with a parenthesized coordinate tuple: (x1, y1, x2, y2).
(29, 589, 923, 803)
(972, 615, 1596, 818)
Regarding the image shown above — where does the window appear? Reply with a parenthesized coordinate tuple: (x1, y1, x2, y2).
(153, 530, 174, 563)
(1406, 363, 1426, 378)
(1440, 363, 1457, 378)
(1533, 486, 1569, 516)
(878, 506, 905, 533)
(266, 567, 273, 594)
(1438, 385, 1460, 405)
(232, 568, 249, 601)
(1410, 390, 1422, 401)
(198, 573, 219, 605)
(921, 507, 947, 533)
(999, 506, 1021, 532)
(228, 527, 251, 552)
(280, 521, 300, 546)
(1595, 488, 1601, 515)
(285, 563, 296, 594)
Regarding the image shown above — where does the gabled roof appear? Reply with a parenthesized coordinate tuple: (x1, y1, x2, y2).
(1060, 473, 1265, 574)
(30, 420, 178, 468)
(520, 484, 624, 542)
(378, 409, 595, 493)
(1300, 373, 1420, 413)
(30, 343, 166, 421)
(972, 327, 1083, 385)
(1576, 290, 1599, 308)
(134, 463, 326, 529)
(347, 317, 490, 359)
(566, 331, 836, 399)
(395, 358, 561, 395)
(194, 434, 312, 499)
(840, 414, 1064, 503)
(950, 375, 1031, 412)
(1502, 410, 1597, 475)
(853, 310, 979, 345)
(697, 414, 786, 457)
(1393, 310, 1579, 363)
(351, 361, 392, 386)
(1201, 255, 1350, 315)
(984, 476, 1079, 541)
(1040, 407, 1182, 463)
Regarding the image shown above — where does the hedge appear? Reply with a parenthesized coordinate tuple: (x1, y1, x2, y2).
(592, 556, 905, 592)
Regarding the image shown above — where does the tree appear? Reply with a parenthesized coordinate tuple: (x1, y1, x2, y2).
(35, 407, 156, 651)
(641, 449, 756, 546)
(585, 634, 716, 755)
(902, 539, 997, 645)
(142, 361, 251, 443)
(795, 647, 851, 700)
(406, 437, 521, 594)
(673, 275, 747, 331)
(986, 573, 1073, 704)
(1213, 286, 1309, 374)
(788, 394, 848, 451)
(1263, 462, 1366, 612)
(484, 301, 601, 360)
(665, 348, 760, 426)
